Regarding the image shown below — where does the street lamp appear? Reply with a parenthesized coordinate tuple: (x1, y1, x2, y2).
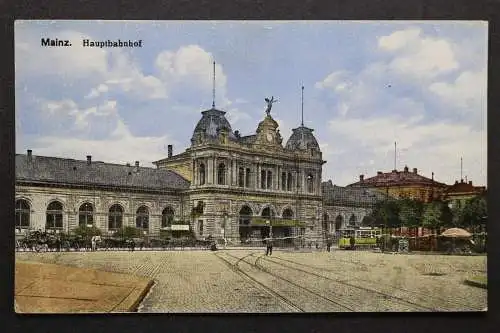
(222, 210, 228, 248)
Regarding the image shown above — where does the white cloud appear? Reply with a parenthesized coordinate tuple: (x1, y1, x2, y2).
(326, 115, 486, 186)
(32, 118, 175, 167)
(429, 68, 487, 111)
(378, 27, 459, 79)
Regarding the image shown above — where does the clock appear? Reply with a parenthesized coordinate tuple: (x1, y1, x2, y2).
(266, 133, 273, 142)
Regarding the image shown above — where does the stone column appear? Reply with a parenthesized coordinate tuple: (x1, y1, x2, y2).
(256, 163, 261, 189)
(214, 156, 218, 184)
(207, 158, 214, 184)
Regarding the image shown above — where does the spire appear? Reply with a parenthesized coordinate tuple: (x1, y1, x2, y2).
(212, 61, 216, 108)
(460, 156, 463, 181)
(301, 85, 304, 126)
(394, 141, 397, 171)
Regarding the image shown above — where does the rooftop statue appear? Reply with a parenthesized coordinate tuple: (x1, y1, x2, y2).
(264, 96, 278, 116)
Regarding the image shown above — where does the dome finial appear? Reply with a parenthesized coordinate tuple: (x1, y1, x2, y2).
(212, 61, 216, 108)
(301, 85, 304, 126)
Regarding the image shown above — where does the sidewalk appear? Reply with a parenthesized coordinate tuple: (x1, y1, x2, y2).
(15, 261, 154, 313)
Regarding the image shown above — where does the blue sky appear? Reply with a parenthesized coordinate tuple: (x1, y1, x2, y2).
(15, 20, 487, 186)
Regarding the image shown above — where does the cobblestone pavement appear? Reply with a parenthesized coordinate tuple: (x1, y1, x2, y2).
(16, 249, 487, 312)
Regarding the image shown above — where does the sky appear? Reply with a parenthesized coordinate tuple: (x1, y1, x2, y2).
(15, 20, 487, 187)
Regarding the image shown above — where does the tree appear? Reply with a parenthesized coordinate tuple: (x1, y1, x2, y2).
(115, 226, 141, 239)
(422, 201, 450, 234)
(370, 199, 401, 228)
(398, 198, 423, 237)
(460, 196, 487, 231)
(73, 225, 102, 238)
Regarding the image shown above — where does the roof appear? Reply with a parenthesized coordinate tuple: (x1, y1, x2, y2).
(238, 134, 257, 145)
(16, 154, 191, 191)
(191, 107, 236, 143)
(322, 181, 385, 206)
(348, 168, 447, 187)
(285, 126, 320, 151)
(445, 180, 486, 195)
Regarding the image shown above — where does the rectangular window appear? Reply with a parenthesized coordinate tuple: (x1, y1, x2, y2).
(238, 167, 245, 187)
(281, 172, 286, 190)
(261, 170, 266, 189)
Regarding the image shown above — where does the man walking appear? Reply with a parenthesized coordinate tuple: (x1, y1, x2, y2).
(266, 237, 273, 256)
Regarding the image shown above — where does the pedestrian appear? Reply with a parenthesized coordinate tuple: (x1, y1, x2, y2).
(326, 238, 332, 252)
(349, 236, 356, 250)
(266, 237, 273, 256)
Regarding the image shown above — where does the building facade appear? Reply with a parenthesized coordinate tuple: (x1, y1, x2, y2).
(15, 103, 383, 246)
(347, 166, 448, 203)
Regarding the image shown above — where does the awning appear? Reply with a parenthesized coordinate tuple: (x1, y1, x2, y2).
(250, 218, 307, 227)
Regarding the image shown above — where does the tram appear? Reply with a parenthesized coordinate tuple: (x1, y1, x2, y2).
(338, 226, 381, 249)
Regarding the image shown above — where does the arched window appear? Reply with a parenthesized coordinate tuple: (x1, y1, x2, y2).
(15, 199, 30, 229)
(267, 170, 273, 189)
(199, 163, 206, 185)
(349, 214, 357, 226)
(281, 172, 286, 191)
(108, 204, 123, 230)
(245, 168, 251, 187)
(238, 167, 245, 187)
(322, 213, 329, 233)
(162, 206, 175, 228)
(46, 201, 63, 230)
(136, 206, 149, 230)
(306, 173, 314, 193)
(78, 203, 94, 226)
(335, 215, 343, 231)
(217, 163, 226, 185)
(282, 208, 294, 219)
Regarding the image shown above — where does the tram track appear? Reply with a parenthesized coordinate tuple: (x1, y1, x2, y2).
(267, 255, 483, 311)
(218, 252, 360, 311)
(251, 254, 433, 312)
(213, 252, 305, 312)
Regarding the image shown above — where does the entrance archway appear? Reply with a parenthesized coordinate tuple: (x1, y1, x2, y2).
(238, 205, 253, 242)
(261, 206, 275, 239)
(335, 215, 343, 233)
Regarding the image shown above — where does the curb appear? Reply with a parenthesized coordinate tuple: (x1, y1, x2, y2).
(114, 279, 155, 312)
(464, 277, 487, 289)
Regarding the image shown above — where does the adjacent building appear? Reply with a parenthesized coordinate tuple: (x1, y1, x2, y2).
(347, 166, 448, 203)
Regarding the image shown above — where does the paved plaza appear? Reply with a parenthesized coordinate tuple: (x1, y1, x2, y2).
(15, 249, 487, 312)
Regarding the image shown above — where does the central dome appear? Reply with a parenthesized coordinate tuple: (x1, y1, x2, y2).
(191, 107, 236, 145)
(285, 126, 320, 151)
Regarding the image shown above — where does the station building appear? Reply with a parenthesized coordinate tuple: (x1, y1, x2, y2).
(15, 102, 384, 246)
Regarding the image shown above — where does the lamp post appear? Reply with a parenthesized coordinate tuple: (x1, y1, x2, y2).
(222, 210, 228, 248)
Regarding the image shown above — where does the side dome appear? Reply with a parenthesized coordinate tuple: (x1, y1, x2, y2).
(191, 108, 236, 145)
(285, 126, 320, 151)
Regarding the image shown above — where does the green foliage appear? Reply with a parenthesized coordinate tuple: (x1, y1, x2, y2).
(73, 224, 102, 238)
(460, 196, 487, 228)
(370, 199, 401, 228)
(115, 226, 141, 239)
(398, 198, 423, 227)
(422, 200, 452, 231)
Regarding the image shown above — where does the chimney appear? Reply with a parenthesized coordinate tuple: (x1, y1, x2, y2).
(455, 180, 459, 185)
(377, 171, 382, 175)
(359, 174, 364, 182)
(27, 149, 32, 162)
(86, 155, 92, 165)
(135, 161, 140, 172)
(469, 181, 473, 185)
(126, 163, 130, 167)
(168, 145, 173, 158)
(404, 165, 409, 172)
(413, 168, 417, 174)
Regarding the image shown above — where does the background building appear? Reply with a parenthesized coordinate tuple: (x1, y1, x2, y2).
(347, 166, 448, 203)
